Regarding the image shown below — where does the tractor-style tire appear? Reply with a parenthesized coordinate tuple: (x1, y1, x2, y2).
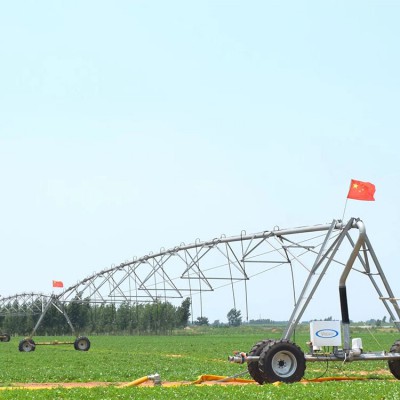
(18, 339, 36, 352)
(74, 336, 91, 351)
(258, 339, 306, 383)
(247, 340, 272, 384)
(388, 340, 400, 379)
(1, 333, 10, 342)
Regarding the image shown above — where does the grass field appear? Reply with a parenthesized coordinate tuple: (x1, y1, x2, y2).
(1, 326, 400, 399)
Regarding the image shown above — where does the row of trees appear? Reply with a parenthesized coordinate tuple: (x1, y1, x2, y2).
(0, 298, 191, 336)
(0, 297, 245, 336)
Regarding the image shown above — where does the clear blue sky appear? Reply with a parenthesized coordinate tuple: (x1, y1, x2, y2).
(1, 1, 399, 323)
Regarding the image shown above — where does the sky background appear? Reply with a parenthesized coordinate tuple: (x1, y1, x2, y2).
(1, 1, 399, 324)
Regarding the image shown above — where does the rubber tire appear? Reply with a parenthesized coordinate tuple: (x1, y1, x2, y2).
(247, 340, 272, 384)
(388, 340, 400, 379)
(18, 339, 36, 352)
(74, 336, 91, 351)
(1, 333, 10, 342)
(258, 339, 306, 383)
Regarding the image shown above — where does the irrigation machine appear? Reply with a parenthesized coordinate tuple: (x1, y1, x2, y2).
(3, 215, 400, 382)
(0, 293, 91, 352)
(18, 294, 90, 352)
(228, 218, 400, 383)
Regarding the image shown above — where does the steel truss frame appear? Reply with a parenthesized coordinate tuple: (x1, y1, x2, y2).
(1, 217, 400, 343)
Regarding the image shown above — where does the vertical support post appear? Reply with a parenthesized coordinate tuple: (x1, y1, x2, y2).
(282, 219, 349, 340)
(364, 235, 400, 330)
(30, 294, 76, 338)
(51, 300, 76, 335)
(339, 219, 366, 351)
(30, 295, 56, 337)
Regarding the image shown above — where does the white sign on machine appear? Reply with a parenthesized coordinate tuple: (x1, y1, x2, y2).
(310, 320, 342, 348)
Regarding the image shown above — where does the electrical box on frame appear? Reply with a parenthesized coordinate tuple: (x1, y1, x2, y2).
(310, 320, 342, 347)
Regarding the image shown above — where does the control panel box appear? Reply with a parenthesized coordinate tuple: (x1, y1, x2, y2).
(310, 320, 342, 347)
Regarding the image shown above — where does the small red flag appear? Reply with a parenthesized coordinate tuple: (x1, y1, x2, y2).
(347, 179, 376, 201)
(52, 280, 64, 288)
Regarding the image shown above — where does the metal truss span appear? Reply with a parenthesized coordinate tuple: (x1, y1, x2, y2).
(2, 217, 400, 326)
(0, 293, 51, 316)
(59, 219, 346, 305)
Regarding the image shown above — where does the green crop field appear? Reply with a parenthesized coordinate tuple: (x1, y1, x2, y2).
(1, 326, 400, 399)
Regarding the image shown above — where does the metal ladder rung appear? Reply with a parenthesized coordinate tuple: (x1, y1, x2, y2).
(380, 297, 400, 301)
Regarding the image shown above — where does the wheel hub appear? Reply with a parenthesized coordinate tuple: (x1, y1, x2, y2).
(272, 351, 297, 377)
(278, 359, 286, 368)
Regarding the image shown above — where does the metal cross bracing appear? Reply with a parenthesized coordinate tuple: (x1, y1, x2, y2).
(2, 217, 400, 337)
(0, 293, 51, 316)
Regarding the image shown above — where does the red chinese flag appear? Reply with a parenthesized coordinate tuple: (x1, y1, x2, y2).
(52, 280, 64, 288)
(347, 179, 376, 201)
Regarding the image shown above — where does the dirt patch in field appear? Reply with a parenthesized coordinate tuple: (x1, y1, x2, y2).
(3, 381, 252, 390)
(357, 368, 390, 376)
(2, 372, 394, 390)
(6, 382, 117, 389)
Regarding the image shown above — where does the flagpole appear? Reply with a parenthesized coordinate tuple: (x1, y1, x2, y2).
(341, 198, 349, 222)
(342, 179, 354, 222)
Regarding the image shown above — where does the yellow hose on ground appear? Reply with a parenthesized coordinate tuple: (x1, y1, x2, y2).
(118, 376, 149, 387)
(0, 374, 380, 390)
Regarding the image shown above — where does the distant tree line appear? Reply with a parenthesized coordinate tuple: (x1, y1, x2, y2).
(248, 318, 290, 325)
(0, 298, 191, 336)
(193, 308, 243, 327)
